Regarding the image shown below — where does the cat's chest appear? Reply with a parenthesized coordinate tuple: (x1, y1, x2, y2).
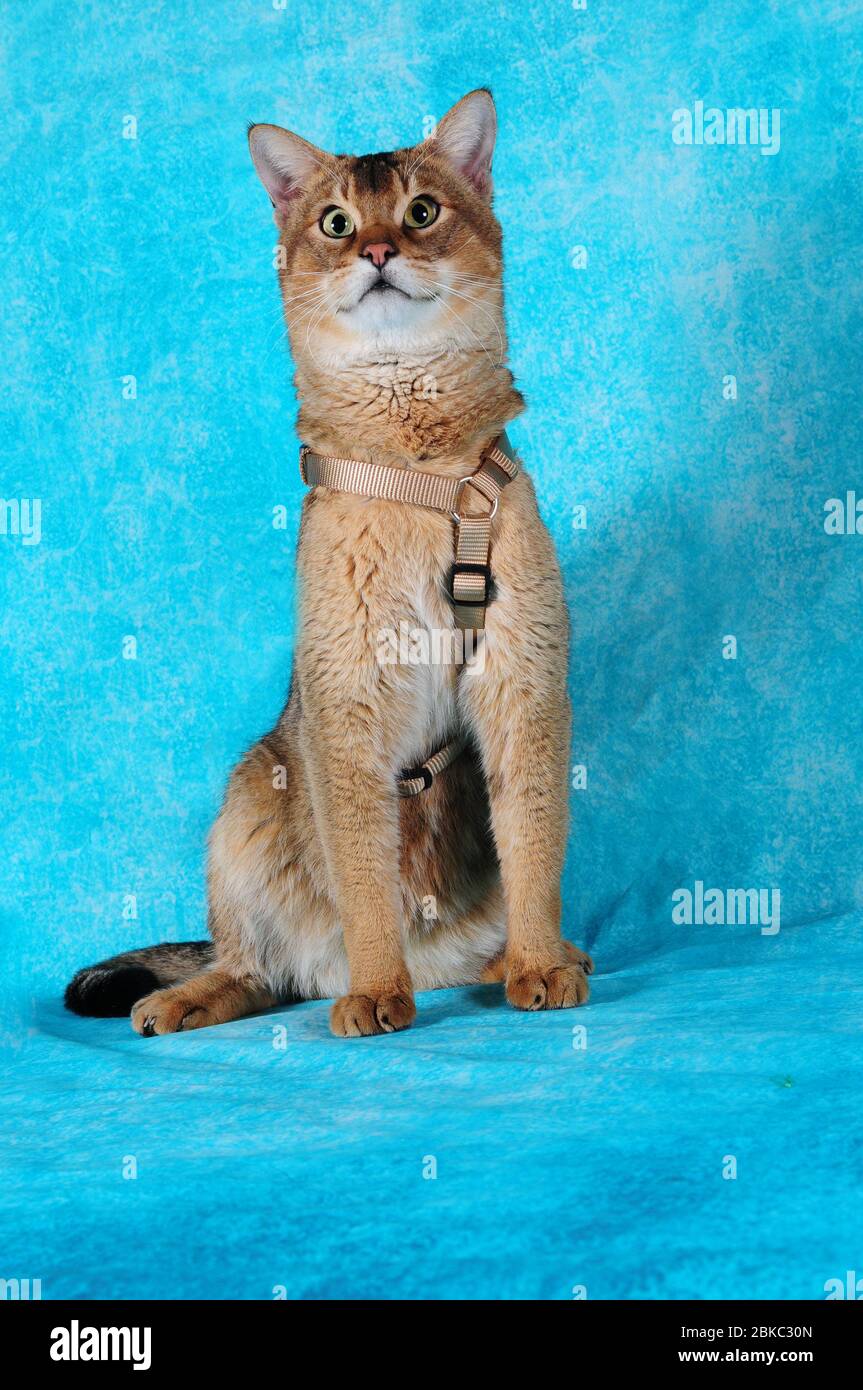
(298, 492, 461, 633)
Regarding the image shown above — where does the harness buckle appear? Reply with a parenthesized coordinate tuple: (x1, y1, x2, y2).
(449, 561, 493, 607)
(299, 444, 311, 484)
(450, 475, 499, 524)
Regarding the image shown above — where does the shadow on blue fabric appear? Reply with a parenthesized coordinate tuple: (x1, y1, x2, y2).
(1, 0, 862, 1299)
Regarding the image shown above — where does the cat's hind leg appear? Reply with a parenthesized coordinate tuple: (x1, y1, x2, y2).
(131, 969, 276, 1036)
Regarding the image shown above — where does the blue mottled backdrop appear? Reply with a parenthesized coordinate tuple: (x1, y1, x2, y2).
(2, 0, 862, 1300)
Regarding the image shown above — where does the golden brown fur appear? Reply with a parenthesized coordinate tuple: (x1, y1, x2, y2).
(68, 91, 592, 1037)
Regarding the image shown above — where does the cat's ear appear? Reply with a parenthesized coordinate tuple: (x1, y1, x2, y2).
(431, 89, 497, 198)
(248, 123, 330, 217)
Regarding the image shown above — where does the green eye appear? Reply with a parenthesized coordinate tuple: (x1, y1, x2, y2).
(404, 196, 439, 229)
(320, 207, 355, 238)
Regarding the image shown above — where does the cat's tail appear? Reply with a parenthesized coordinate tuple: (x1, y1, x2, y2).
(64, 941, 214, 1017)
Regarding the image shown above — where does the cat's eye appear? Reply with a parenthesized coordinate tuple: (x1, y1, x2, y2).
(404, 196, 439, 230)
(320, 207, 355, 238)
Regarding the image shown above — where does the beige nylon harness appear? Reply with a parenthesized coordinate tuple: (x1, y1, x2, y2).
(298, 432, 520, 798)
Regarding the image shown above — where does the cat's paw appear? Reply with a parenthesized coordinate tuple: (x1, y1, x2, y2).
(131, 986, 210, 1036)
(506, 961, 589, 1011)
(330, 991, 416, 1038)
(563, 940, 594, 975)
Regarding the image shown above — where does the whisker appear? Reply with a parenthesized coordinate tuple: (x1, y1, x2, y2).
(303, 288, 347, 373)
(287, 295, 331, 330)
(427, 291, 503, 368)
(403, 139, 434, 182)
(281, 285, 335, 307)
(422, 278, 505, 361)
(448, 267, 501, 282)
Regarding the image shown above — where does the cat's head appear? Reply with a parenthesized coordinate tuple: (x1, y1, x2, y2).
(248, 91, 505, 368)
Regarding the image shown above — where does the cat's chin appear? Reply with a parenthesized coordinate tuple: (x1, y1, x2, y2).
(337, 286, 438, 337)
(298, 289, 504, 368)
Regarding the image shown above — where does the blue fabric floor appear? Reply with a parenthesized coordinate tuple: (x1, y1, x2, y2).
(3, 0, 863, 1301)
(3, 916, 861, 1300)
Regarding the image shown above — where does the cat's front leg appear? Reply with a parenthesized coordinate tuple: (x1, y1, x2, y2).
(463, 664, 588, 1009)
(459, 514, 589, 1011)
(301, 693, 416, 1038)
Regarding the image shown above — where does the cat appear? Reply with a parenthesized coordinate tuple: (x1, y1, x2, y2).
(65, 90, 592, 1037)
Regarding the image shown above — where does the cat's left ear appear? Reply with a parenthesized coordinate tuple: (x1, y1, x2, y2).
(430, 89, 497, 199)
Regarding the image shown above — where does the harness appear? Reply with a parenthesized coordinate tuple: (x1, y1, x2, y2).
(298, 432, 520, 797)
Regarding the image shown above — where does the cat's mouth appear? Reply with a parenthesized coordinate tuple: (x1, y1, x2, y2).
(337, 269, 438, 322)
(357, 279, 411, 303)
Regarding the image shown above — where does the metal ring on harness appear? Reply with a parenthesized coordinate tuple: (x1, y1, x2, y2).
(450, 476, 500, 525)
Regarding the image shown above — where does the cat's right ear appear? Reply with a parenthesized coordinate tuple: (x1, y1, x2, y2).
(248, 124, 330, 219)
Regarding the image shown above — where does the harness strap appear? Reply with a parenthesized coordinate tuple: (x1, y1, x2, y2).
(397, 734, 468, 798)
(300, 432, 519, 632)
(298, 432, 519, 794)
(449, 437, 518, 631)
(300, 448, 464, 514)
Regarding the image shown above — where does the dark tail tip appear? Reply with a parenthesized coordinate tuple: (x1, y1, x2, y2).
(64, 964, 160, 1018)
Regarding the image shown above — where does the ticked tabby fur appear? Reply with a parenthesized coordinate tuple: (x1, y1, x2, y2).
(65, 91, 592, 1037)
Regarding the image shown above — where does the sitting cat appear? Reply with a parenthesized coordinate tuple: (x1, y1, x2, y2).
(65, 90, 592, 1037)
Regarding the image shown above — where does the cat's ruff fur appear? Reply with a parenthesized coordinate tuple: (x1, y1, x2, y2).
(64, 90, 592, 1038)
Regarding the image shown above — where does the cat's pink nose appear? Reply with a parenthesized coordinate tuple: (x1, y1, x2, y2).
(361, 241, 397, 269)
